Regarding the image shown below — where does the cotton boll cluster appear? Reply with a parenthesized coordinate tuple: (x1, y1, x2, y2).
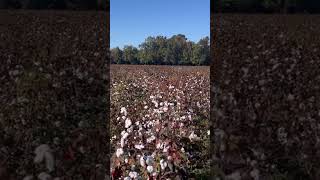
(125, 118, 132, 128)
(34, 144, 55, 172)
(189, 131, 200, 141)
(116, 148, 124, 157)
(111, 66, 209, 179)
(121, 107, 127, 116)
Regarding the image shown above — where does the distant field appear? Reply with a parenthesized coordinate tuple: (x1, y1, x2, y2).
(110, 65, 210, 179)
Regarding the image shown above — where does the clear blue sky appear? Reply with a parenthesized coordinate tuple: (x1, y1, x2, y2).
(110, 0, 210, 49)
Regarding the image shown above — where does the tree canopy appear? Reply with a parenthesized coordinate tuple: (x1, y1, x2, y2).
(111, 35, 210, 66)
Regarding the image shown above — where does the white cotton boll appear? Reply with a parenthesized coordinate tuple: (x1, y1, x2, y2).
(160, 159, 167, 170)
(136, 154, 141, 160)
(207, 130, 210, 136)
(125, 118, 132, 128)
(181, 147, 185, 153)
(153, 101, 159, 108)
(135, 121, 140, 126)
(54, 121, 61, 127)
(188, 115, 192, 120)
(78, 120, 85, 128)
(124, 177, 131, 180)
(144, 105, 148, 109)
(127, 126, 133, 133)
(148, 121, 154, 127)
(34, 144, 50, 164)
(147, 165, 154, 173)
(140, 156, 146, 167)
(23, 175, 34, 180)
(163, 106, 168, 112)
(152, 172, 158, 177)
(79, 146, 85, 154)
(116, 117, 120, 121)
(120, 107, 127, 116)
(44, 151, 55, 172)
(129, 171, 138, 179)
(146, 156, 154, 166)
(53, 137, 60, 145)
(112, 135, 117, 140)
(122, 116, 126, 120)
(125, 158, 128, 163)
(120, 138, 125, 148)
(163, 145, 170, 153)
(147, 135, 156, 143)
(121, 130, 126, 136)
(250, 168, 259, 180)
(116, 148, 124, 157)
(156, 142, 163, 149)
(167, 156, 173, 161)
(37, 172, 52, 180)
(189, 131, 200, 141)
(134, 144, 145, 150)
(160, 102, 163, 106)
(122, 132, 129, 139)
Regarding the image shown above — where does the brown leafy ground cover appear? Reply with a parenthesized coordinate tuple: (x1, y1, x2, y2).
(0, 11, 109, 179)
(211, 14, 320, 179)
(110, 65, 210, 179)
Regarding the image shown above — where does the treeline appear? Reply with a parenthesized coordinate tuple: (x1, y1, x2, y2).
(111, 34, 210, 66)
(0, 0, 108, 10)
(213, 0, 320, 13)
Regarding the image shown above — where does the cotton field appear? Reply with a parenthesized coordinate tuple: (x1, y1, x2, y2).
(111, 65, 210, 179)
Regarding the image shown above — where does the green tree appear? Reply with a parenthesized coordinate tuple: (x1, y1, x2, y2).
(192, 37, 210, 65)
(110, 47, 123, 64)
(111, 34, 210, 66)
(181, 41, 194, 65)
(123, 45, 139, 64)
(167, 34, 188, 65)
(139, 37, 158, 64)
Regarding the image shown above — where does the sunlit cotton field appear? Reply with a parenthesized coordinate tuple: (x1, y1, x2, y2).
(110, 65, 210, 179)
